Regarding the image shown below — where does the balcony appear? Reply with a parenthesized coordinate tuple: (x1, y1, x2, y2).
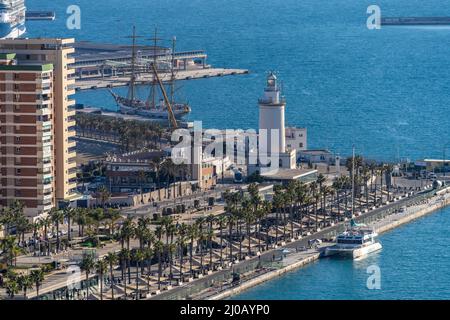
(68, 157, 76, 164)
(68, 146, 76, 154)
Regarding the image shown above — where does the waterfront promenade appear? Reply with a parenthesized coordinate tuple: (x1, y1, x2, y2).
(199, 188, 450, 300)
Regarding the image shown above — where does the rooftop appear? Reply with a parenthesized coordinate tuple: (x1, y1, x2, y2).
(106, 149, 166, 163)
(0, 63, 53, 72)
(299, 149, 332, 155)
(261, 168, 318, 181)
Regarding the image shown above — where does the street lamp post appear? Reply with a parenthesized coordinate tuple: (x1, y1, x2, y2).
(443, 142, 450, 177)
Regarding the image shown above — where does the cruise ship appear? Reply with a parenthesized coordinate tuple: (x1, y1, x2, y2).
(323, 220, 382, 259)
(0, 0, 26, 39)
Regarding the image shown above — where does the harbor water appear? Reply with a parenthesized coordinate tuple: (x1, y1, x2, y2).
(27, 0, 450, 161)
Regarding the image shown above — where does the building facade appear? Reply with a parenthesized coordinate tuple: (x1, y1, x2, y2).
(0, 39, 78, 218)
(285, 127, 307, 153)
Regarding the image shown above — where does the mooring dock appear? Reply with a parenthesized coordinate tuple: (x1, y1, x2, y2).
(381, 17, 450, 25)
(25, 11, 56, 21)
(74, 68, 248, 91)
(70, 41, 249, 91)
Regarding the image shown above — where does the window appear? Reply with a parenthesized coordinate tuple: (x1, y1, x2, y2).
(16, 168, 21, 175)
(299, 143, 303, 148)
(15, 147, 21, 154)
(15, 136, 21, 143)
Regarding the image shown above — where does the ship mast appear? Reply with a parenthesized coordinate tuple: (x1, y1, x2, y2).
(146, 27, 163, 109)
(351, 145, 355, 218)
(170, 36, 176, 105)
(125, 25, 140, 102)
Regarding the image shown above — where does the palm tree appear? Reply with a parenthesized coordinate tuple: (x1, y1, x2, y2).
(39, 215, 52, 255)
(95, 259, 108, 300)
(176, 223, 187, 282)
(104, 252, 118, 300)
(154, 241, 164, 290)
(206, 214, 216, 270)
(132, 249, 145, 299)
(272, 187, 284, 245)
(104, 208, 122, 235)
(97, 185, 111, 209)
(187, 224, 198, 277)
(75, 208, 88, 237)
(136, 216, 151, 250)
(30, 269, 45, 298)
(49, 208, 64, 253)
(79, 254, 95, 299)
(196, 218, 207, 275)
(285, 181, 296, 239)
(63, 207, 76, 243)
(0, 235, 17, 266)
(5, 279, 20, 299)
(118, 248, 130, 296)
(242, 201, 254, 256)
(18, 274, 33, 299)
(143, 247, 154, 294)
(216, 215, 227, 267)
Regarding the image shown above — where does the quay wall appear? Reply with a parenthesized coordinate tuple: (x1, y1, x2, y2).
(208, 253, 320, 300)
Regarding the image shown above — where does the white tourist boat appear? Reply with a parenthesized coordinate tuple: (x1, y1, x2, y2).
(323, 220, 382, 259)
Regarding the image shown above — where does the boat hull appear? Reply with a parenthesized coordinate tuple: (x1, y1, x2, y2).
(323, 242, 382, 259)
(119, 103, 190, 120)
(109, 90, 190, 120)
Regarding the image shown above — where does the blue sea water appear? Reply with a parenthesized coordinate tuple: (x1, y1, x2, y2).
(26, 0, 450, 161)
(24, 0, 450, 300)
(232, 207, 450, 300)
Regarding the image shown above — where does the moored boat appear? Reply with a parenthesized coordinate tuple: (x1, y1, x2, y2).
(323, 220, 382, 259)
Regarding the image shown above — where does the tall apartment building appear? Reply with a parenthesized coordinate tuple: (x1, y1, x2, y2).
(0, 38, 78, 218)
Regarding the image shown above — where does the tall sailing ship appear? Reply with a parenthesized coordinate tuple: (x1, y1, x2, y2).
(110, 28, 191, 120)
(0, 0, 26, 39)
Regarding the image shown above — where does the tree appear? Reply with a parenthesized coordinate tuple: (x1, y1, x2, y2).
(132, 249, 145, 299)
(5, 279, 20, 299)
(272, 187, 284, 245)
(176, 223, 187, 282)
(187, 224, 198, 277)
(95, 259, 108, 300)
(30, 269, 45, 298)
(49, 208, 64, 253)
(97, 186, 111, 209)
(75, 208, 88, 237)
(154, 241, 164, 290)
(104, 252, 118, 300)
(18, 274, 33, 299)
(216, 215, 227, 267)
(118, 248, 130, 297)
(0, 236, 22, 266)
(79, 254, 95, 299)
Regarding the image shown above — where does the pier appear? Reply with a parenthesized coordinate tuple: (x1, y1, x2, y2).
(74, 68, 248, 91)
(71, 41, 249, 90)
(381, 17, 450, 26)
(26, 11, 56, 21)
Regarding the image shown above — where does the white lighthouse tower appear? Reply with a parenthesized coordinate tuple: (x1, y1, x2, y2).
(258, 72, 286, 155)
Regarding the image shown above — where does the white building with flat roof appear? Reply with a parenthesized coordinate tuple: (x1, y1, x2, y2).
(286, 127, 307, 153)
